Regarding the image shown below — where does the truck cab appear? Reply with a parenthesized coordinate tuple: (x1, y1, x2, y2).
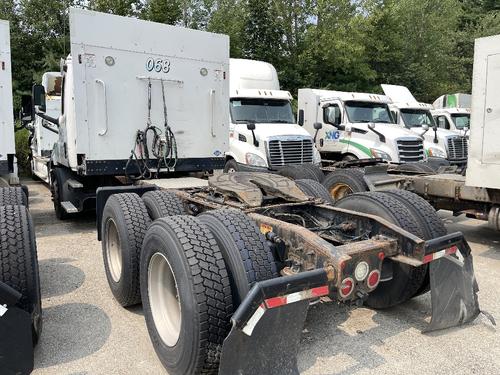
(432, 94, 471, 135)
(382, 85, 468, 166)
(28, 72, 61, 183)
(298, 88, 426, 163)
(225, 59, 320, 172)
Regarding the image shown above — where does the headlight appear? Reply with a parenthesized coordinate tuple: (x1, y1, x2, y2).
(427, 147, 446, 158)
(245, 153, 267, 167)
(370, 148, 392, 161)
(313, 147, 321, 165)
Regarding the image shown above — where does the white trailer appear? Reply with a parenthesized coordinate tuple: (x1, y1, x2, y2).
(298, 88, 427, 163)
(381, 84, 468, 166)
(0, 20, 17, 186)
(29, 8, 229, 218)
(225, 59, 321, 174)
(28, 72, 61, 183)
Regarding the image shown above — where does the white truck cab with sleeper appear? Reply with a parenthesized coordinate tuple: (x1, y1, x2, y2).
(432, 93, 471, 135)
(298, 89, 426, 163)
(28, 8, 229, 218)
(225, 59, 320, 172)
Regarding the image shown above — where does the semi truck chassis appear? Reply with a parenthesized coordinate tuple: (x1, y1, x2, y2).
(96, 172, 480, 375)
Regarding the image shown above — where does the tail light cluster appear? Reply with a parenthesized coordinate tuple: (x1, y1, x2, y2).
(339, 253, 383, 299)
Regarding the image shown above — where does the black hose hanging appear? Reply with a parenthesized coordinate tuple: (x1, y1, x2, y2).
(125, 79, 178, 180)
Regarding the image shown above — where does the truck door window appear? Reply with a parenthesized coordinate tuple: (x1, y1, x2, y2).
(344, 101, 394, 124)
(323, 105, 341, 125)
(451, 114, 470, 129)
(435, 115, 450, 129)
(230, 98, 295, 124)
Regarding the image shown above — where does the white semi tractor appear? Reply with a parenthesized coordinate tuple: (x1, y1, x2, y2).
(225, 59, 321, 174)
(298, 89, 427, 164)
(27, 8, 229, 219)
(382, 84, 468, 166)
(432, 93, 471, 135)
(26, 72, 61, 183)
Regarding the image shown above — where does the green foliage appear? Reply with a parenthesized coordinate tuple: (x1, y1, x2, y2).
(15, 128, 31, 176)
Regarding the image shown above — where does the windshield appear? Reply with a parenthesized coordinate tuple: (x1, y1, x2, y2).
(400, 109, 435, 128)
(230, 98, 295, 124)
(451, 114, 470, 129)
(344, 101, 394, 124)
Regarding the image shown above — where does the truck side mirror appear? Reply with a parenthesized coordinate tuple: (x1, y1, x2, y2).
(298, 110, 304, 126)
(432, 125, 438, 143)
(247, 122, 258, 147)
(32, 84, 46, 113)
(313, 122, 322, 143)
(20, 95, 33, 123)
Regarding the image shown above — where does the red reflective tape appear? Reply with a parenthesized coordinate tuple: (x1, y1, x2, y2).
(446, 246, 458, 255)
(265, 296, 287, 309)
(311, 285, 329, 297)
(423, 254, 434, 264)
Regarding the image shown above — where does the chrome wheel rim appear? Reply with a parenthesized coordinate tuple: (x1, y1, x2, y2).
(105, 219, 122, 283)
(148, 252, 182, 347)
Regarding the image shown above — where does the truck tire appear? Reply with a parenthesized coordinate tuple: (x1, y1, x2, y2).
(334, 192, 427, 308)
(322, 168, 368, 201)
(278, 165, 319, 181)
(393, 163, 435, 174)
(302, 164, 325, 182)
(382, 189, 447, 296)
(198, 209, 278, 306)
(140, 216, 232, 375)
(142, 190, 186, 220)
(295, 179, 334, 204)
(51, 168, 69, 220)
(0, 205, 42, 344)
(223, 159, 239, 173)
(102, 193, 151, 307)
(0, 186, 28, 207)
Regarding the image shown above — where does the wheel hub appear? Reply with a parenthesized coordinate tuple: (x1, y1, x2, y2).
(105, 218, 122, 283)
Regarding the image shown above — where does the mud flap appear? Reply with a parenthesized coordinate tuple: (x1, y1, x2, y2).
(425, 249, 480, 332)
(219, 269, 329, 375)
(0, 282, 34, 375)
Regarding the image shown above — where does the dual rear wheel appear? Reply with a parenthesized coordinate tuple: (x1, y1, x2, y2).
(101, 191, 276, 375)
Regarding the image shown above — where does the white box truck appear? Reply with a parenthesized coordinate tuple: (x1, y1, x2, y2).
(0, 20, 17, 186)
(432, 93, 471, 134)
(381, 84, 468, 166)
(298, 89, 427, 163)
(26, 72, 61, 183)
(28, 8, 229, 218)
(225, 59, 321, 173)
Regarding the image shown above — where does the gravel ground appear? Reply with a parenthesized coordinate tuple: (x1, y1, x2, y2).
(27, 179, 499, 375)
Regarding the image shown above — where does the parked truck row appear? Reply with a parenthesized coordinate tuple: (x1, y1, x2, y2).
(0, 7, 491, 374)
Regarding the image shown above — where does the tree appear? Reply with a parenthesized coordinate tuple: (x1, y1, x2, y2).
(142, 0, 184, 24)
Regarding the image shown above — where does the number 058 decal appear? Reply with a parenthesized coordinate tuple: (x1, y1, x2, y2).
(146, 58, 171, 73)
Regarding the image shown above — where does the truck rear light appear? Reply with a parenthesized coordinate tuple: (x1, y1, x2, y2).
(339, 277, 354, 298)
(367, 270, 381, 289)
(354, 261, 369, 281)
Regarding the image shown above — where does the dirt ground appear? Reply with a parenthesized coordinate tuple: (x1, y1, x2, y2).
(26, 179, 499, 375)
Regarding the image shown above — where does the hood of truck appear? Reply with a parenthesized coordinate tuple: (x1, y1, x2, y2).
(353, 123, 421, 141)
(235, 123, 313, 141)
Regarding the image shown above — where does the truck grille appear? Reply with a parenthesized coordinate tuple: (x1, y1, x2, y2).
(267, 138, 314, 168)
(396, 138, 425, 163)
(446, 136, 468, 161)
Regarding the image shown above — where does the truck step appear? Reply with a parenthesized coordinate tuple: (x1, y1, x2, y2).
(67, 179, 84, 189)
(61, 201, 79, 214)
